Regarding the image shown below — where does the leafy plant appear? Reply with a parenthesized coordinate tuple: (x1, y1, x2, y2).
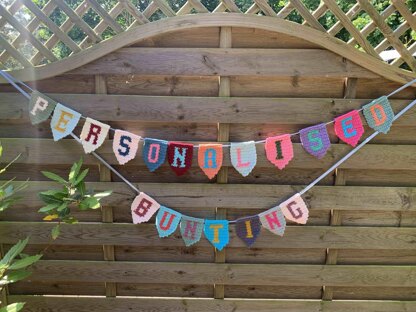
(38, 158, 112, 239)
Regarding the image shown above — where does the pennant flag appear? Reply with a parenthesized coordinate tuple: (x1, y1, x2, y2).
(204, 220, 229, 251)
(230, 141, 257, 177)
(265, 134, 293, 170)
(155, 206, 182, 238)
(143, 138, 168, 172)
(80, 118, 110, 153)
(29, 91, 57, 125)
(168, 142, 194, 176)
(180, 216, 204, 247)
(279, 193, 309, 224)
(235, 215, 261, 247)
(113, 130, 141, 165)
(300, 123, 331, 159)
(131, 192, 160, 224)
(198, 144, 223, 179)
(50, 103, 81, 141)
(334, 110, 364, 147)
(363, 96, 394, 134)
(259, 207, 286, 236)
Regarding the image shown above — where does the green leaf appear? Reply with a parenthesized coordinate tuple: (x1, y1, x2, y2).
(79, 197, 100, 210)
(73, 168, 89, 186)
(41, 171, 67, 184)
(62, 216, 78, 224)
(0, 270, 32, 286)
(40, 190, 66, 198)
(0, 238, 29, 266)
(51, 224, 60, 240)
(93, 190, 112, 199)
(77, 181, 86, 197)
(57, 202, 68, 212)
(39, 193, 64, 205)
(9, 254, 42, 270)
(69, 158, 83, 183)
(0, 142, 3, 158)
(38, 202, 60, 213)
(0, 302, 26, 312)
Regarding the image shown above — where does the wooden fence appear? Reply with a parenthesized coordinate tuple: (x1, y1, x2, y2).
(1, 2, 416, 311)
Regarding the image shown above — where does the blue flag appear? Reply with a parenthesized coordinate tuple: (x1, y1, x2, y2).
(155, 206, 181, 238)
(204, 220, 229, 251)
(50, 103, 81, 141)
(143, 138, 168, 172)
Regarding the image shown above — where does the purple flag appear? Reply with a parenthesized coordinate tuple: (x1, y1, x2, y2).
(299, 123, 331, 159)
(235, 215, 261, 247)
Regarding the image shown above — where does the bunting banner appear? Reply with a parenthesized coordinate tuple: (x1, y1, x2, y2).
(50, 103, 81, 141)
(363, 96, 394, 134)
(156, 206, 182, 238)
(131, 192, 160, 224)
(235, 215, 261, 247)
(113, 130, 141, 165)
(168, 141, 194, 176)
(29, 91, 57, 125)
(198, 144, 223, 179)
(204, 220, 229, 251)
(230, 141, 257, 177)
(180, 216, 204, 247)
(265, 134, 294, 169)
(300, 123, 331, 159)
(279, 193, 309, 224)
(143, 138, 168, 172)
(259, 207, 286, 236)
(80, 117, 110, 153)
(334, 110, 364, 147)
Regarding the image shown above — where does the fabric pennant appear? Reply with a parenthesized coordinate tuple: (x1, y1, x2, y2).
(131, 192, 160, 224)
(198, 144, 223, 179)
(180, 216, 204, 247)
(230, 141, 257, 177)
(143, 138, 168, 172)
(363, 96, 394, 134)
(204, 220, 229, 251)
(155, 206, 182, 238)
(113, 130, 141, 165)
(50, 103, 81, 141)
(168, 142, 194, 176)
(300, 123, 331, 159)
(29, 90, 57, 125)
(80, 117, 110, 153)
(334, 110, 364, 147)
(265, 134, 294, 170)
(259, 207, 286, 236)
(235, 215, 261, 247)
(279, 193, 309, 224)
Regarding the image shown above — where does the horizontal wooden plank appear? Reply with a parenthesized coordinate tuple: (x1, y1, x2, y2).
(68, 48, 378, 78)
(1, 93, 414, 125)
(6, 181, 416, 211)
(2, 138, 416, 170)
(17, 260, 416, 286)
(0, 222, 414, 250)
(10, 296, 416, 312)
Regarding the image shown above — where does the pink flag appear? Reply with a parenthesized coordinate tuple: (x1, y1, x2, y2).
(334, 110, 364, 147)
(279, 193, 309, 224)
(265, 134, 293, 170)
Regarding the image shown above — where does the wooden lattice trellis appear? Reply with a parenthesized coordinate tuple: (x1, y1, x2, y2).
(0, 0, 415, 72)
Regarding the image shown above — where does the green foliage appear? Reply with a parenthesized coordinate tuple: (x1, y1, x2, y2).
(38, 158, 112, 239)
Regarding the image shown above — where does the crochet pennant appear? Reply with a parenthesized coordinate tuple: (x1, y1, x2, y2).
(230, 141, 257, 177)
(235, 215, 261, 247)
(204, 220, 229, 251)
(198, 144, 223, 179)
(279, 193, 309, 224)
(363, 96, 394, 134)
(300, 123, 331, 159)
(50, 103, 81, 141)
(259, 206, 286, 236)
(334, 110, 364, 147)
(167, 142, 194, 176)
(265, 134, 294, 169)
(155, 206, 182, 238)
(180, 216, 204, 247)
(80, 117, 110, 153)
(143, 138, 168, 172)
(113, 130, 141, 165)
(131, 192, 160, 224)
(29, 90, 57, 125)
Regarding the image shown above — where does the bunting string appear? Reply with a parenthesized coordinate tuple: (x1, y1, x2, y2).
(1, 69, 415, 249)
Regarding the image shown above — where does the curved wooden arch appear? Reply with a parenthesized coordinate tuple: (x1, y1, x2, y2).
(3, 13, 416, 85)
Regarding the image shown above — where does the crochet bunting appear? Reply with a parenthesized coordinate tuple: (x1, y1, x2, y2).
(300, 123, 331, 159)
(29, 90, 57, 125)
(204, 220, 229, 251)
(180, 216, 204, 247)
(363, 96, 394, 134)
(198, 144, 223, 179)
(50, 103, 81, 141)
(279, 193, 309, 224)
(235, 215, 261, 247)
(230, 141, 257, 177)
(131, 192, 160, 224)
(334, 110, 364, 147)
(265, 134, 294, 169)
(113, 130, 141, 165)
(80, 117, 110, 153)
(143, 138, 168, 172)
(167, 142, 194, 176)
(259, 206, 286, 236)
(155, 206, 182, 238)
